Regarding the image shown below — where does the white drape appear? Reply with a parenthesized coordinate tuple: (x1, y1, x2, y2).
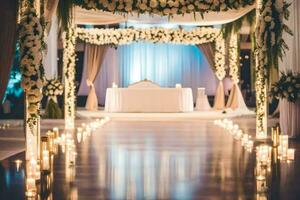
(74, 5, 255, 26)
(78, 47, 120, 105)
(78, 43, 219, 105)
(279, 0, 300, 137)
(43, 14, 58, 79)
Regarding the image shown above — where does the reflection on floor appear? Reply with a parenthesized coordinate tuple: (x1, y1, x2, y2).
(0, 118, 300, 200)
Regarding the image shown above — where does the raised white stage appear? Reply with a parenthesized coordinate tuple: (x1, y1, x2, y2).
(77, 107, 255, 120)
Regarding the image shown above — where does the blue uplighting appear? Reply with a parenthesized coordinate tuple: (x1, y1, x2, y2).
(2, 43, 23, 103)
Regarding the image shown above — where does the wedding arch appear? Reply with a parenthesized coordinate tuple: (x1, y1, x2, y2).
(66, 26, 230, 118)
(18, 0, 291, 161)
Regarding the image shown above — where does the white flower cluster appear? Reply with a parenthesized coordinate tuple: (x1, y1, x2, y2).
(44, 79, 63, 97)
(62, 27, 77, 127)
(19, 7, 44, 117)
(79, 0, 254, 16)
(228, 33, 239, 83)
(214, 35, 226, 81)
(76, 27, 220, 45)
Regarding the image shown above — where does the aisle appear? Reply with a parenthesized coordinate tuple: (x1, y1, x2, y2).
(0, 118, 300, 199)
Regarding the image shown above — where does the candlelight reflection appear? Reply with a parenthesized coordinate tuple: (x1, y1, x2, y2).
(1, 119, 300, 200)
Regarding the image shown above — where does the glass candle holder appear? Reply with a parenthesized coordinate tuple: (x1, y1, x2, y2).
(53, 127, 59, 139)
(26, 177, 37, 197)
(41, 136, 50, 172)
(287, 149, 295, 160)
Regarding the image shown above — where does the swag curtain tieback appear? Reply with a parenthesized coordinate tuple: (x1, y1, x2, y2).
(85, 44, 108, 111)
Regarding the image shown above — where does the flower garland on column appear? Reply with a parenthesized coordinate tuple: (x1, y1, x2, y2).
(228, 32, 239, 84)
(214, 34, 226, 81)
(19, 7, 45, 129)
(62, 27, 77, 129)
(255, 0, 291, 137)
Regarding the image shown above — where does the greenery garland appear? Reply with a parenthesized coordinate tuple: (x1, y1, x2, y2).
(255, 0, 291, 134)
(19, 7, 45, 129)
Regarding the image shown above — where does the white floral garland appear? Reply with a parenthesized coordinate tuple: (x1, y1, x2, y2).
(77, 27, 226, 80)
(19, 7, 44, 128)
(228, 32, 239, 83)
(78, 0, 255, 16)
(62, 27, 77, 129)
(214, 35, 226, 81)
(255, 0, 290, 134)
(76, 27, 220, 45)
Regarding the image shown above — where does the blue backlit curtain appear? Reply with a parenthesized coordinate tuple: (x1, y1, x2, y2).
(78, 42, 218, 105)
(118, 42, 218, 96)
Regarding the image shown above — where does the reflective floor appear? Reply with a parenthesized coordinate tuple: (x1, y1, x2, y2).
(1, 119, 300, 200)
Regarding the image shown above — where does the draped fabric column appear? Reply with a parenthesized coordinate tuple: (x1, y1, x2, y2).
(279, 0, 300, 138)
(213, 36, 226, 110)
(0, 0, 18, 102)
(85, 44, 108, 110)
(198, 41, 225, 110)
(43, 0, 59, 79)
(197, 43, 215, 70)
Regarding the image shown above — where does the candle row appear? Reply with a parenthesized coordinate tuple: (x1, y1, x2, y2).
(214, 119, 254, 151)
(77, 117, 110, 143)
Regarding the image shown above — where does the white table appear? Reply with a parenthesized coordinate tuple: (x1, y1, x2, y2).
(105, 88, 193, 113)
(195, 88, 211, 111)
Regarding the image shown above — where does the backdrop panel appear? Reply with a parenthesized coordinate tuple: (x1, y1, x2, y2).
(78, 42, 220, 105)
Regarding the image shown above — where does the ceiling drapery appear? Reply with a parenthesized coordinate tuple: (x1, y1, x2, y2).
(74, 5, 255, 26)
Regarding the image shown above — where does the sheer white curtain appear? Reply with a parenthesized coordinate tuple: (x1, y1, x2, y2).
(279, 0, 300, 137)
(78, 42, 218, 105)
(118, 42, 218, 100)
(78, 47, 119, 105)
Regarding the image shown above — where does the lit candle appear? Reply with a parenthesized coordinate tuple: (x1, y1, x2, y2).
(47, 131, 55, 154)
(41, 136, 50, 172)
(287, 149, 295, 160)
(175, 83, 182, 88)
(53, 127, 59, 138)
(280, 135, 289, 148)
(42, 150, 50, 171)
(14, 160, 22, 172)
(112, 82, 118, 88)
(77, 132, 82, 143)
(26, 177, 36, 197)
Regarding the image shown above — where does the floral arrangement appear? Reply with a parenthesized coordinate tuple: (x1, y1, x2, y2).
(76, 27, 220, 45)
(44, 79, 63, 98)
(77, 26, 226, 81)
(76, 0, 254, 16)
(62, 27, 77, 128)
(43, 79, 63, 119)
(270, 72, 300, 103)
(228, 32, 239, 83)
(255, 0, 291, 133)
(19, 7, 45, 128)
